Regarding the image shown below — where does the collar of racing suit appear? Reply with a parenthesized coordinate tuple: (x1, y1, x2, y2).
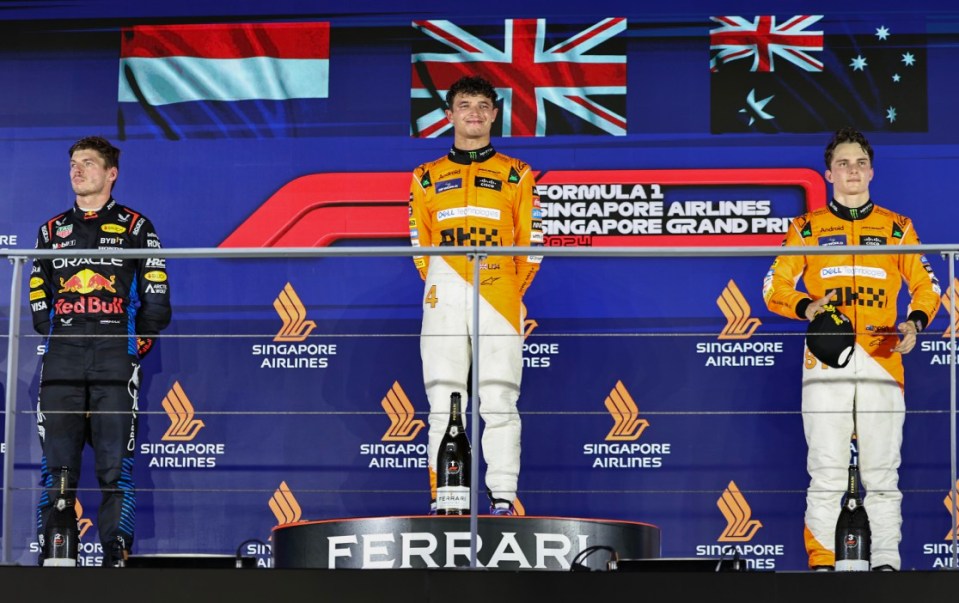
(72, 197, 117, 220)
(447, 144, 496, 165)
(827, 198, 874, 221)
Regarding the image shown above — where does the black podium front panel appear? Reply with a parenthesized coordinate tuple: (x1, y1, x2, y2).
(273, 515, 660, 570)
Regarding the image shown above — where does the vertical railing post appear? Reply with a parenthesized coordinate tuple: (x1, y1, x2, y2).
(468, 250, 484, 569)
(3, 256, 26, 564)
(948, 252, 958, 571)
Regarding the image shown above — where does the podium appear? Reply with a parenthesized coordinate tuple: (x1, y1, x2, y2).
(272, 515, 660, 570)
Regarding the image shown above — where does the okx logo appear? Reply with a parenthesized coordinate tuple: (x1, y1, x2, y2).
(717, 280, 761, 339)
(140, 382, 226, 469)
(161, 381, 205, 441)
(717, 480, 762, 542)
(605, 380, 648, 441)
(381, 381, 425, 441)
(583, 381, 670, 469)
(270, 481, 302, 525)
(274, 282, 316, 342)
(360, 382, 427, 469)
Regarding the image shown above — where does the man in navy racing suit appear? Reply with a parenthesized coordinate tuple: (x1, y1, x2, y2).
(30, 136, 171, 566)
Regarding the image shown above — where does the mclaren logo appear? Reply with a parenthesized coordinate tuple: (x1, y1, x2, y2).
(161, 381, 205, 441)
(381, 381, 425, 442)
(717, 481, 763, 542)
(717, 280, 761, 340)
(604, 380, 649, 441)
(274, 282, 317, 342)
(270, 481, 302, 526)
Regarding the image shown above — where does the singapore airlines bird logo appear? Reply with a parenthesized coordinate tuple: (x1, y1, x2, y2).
(74, 498, 94, 539)
(718, 279, 761, 339)
(381, 382, 426, 442)
(604, 380, 649, 441)
(718, 480, 763, 542)
(161, 381, 205, 441)
(270, 481, 302, 526)
(944, 480, 959, 540)
(273, 282, 317, 342)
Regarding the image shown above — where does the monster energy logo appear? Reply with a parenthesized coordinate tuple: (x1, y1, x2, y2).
(468, 151, 477, 160)
(850, 208, 859, 218)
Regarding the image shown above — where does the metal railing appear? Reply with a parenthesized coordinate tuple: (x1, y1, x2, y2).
(2, 244, 958, 569)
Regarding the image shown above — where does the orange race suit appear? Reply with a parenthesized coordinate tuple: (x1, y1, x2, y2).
(409, 144, 542, 509)
(763, 198, 941, 570)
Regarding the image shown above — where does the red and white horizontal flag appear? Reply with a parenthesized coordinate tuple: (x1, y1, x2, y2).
(117, 22, 329, 138)
(119, 23, 329, 104)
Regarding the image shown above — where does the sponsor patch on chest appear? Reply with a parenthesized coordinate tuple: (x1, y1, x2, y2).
(817, 235, 847, 247)
(860, 235, 887, 246)
(474, 176, 502, 191)
(436, 207, 502, 221)
(436, 178, 462, 194)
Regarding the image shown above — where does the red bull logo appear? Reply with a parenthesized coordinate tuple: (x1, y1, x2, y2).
(55, 296, 124, 315)
(58, 269, 117, 294)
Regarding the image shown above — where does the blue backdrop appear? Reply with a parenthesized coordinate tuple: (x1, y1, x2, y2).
(0, 1, 957, 570)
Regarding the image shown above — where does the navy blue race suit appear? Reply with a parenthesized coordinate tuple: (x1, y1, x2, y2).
(29, 198, 171, 564)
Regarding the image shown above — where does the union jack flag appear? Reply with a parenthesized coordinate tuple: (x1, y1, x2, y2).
(411, 18, 627, 137)
(709, 15, 824, 72)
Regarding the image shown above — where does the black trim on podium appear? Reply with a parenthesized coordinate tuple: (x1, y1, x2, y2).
(272, 515, 661, 570)
(125, 554, 256, 568)
(1, 567, 956, 603)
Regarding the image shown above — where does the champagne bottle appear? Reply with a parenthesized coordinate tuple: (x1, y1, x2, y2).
(436, 392, 471, 515)
(835, 436, 870, 571)
(42, 466, 79, 567)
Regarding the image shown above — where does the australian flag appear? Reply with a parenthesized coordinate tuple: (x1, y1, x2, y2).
(710, 15, 928, 133)
(411, 18, 627, 137)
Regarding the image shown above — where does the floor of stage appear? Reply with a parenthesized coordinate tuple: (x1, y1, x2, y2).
(1, 565, 957, 602)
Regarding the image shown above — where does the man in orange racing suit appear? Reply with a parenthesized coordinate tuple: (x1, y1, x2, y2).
(763, 128, 941, 571)
(409, 76, 542, 515)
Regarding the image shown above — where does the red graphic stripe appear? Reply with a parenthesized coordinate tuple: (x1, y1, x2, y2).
(121, 23, 330, 59)
(220, 172, 410, 248)
(220, 168, 825, 249)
